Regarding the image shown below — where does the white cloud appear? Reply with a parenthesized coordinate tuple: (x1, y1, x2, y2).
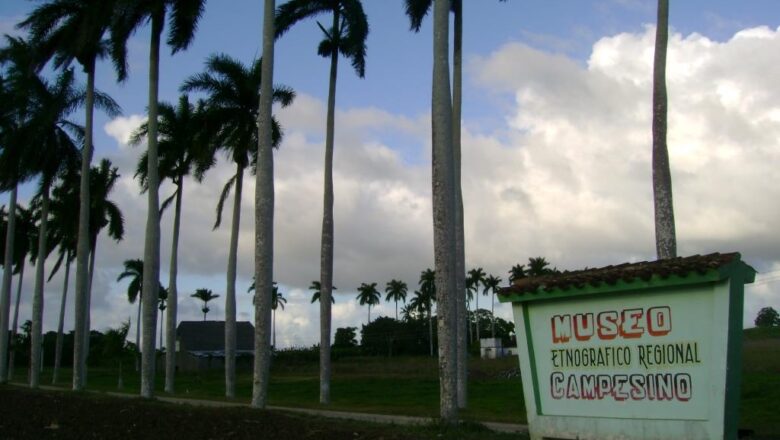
(15, 24, 780, 350)
(104, 114, 147, 149)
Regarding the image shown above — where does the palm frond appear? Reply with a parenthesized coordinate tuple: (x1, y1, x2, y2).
(214, 172, 236, 229)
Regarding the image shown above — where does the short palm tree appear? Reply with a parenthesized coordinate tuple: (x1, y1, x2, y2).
(309, 280, 335, 304)
(191, 288, 219, 321)
(271, 284, 286, 349)
(275, 0, 368, 405)
(482, 274, 501, 339)
(111, 0, 206, 398)
(117, 259, 144, 362)
(384, 279, 408, 321)
(182, 53, 293, 399)
(527, 257, 553, 277)
(130, 94, 211, 393)
(356, 282, 380, 325)
(417, 269, 436, 357)
(19, 0, 125, 391)
(466, 267, 485, 343)
(508, 264, 526, 284)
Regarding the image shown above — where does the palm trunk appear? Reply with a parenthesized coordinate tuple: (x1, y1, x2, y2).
(73, 60, 95, 391)
(225, 164, 243, 399)
(652, 0, 676, 259)
(159, 307, 163, 348)
(30, 184, 50, 389)
(141, 11, 163, 399)
(8, 260, 25, 381)
(0, 186, 18, 383)
(52, 257, 70, 384)
(428, 304, 433, 357)
(451, 0, 468, 410)
(319, 8, 340, 406)
(82, 236, 97, 384)
(135, 298, 141, 371)
(252, 0, 276, 408)
(432, 0, 458, 423)
(165, 182, 182, 393)
(490, 291, 496, 340)
(368, 304, 371, 325)
(395, 300, 398, 321)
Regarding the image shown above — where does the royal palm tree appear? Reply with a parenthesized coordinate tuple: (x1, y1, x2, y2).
(309, 280, 336, 304)
(158, 285, 168, 349)
(111, 0, 206, 399)
(271, 283, 286, 349)
(47, 173, 78, 385)
(275, 0, 368, 405)
(117, 258, 143, 368)
(2, 205, 35, 381)
(384, 279, 408, 321)
(418, 269, 437, 357)
(81, 159, 124, 381)
(652, 0, 675, 259)
(182, 53, 293, 399)
(482, 274, 501, 339)
(191, 288, 218, 321)
(253, 0, 279, 409)
(356, 282, 380, 325)
(18, 0, 125, 391)
(466, 267, 485, 344)
(23, 68, 85, 388)
(405, 0, 507, 412)
(0, 36, 40, 384)
(130, 94, 211, 393)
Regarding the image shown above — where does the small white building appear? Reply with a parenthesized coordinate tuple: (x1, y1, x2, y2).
(480, 338, 516, 359)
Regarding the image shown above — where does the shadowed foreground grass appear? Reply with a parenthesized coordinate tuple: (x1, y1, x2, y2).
(23, 328, 780, 438)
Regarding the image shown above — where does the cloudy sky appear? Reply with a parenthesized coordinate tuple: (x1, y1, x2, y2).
(2, 0, 779, 349)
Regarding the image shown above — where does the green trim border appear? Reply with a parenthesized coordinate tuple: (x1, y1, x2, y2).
(522, 305, 542, 415)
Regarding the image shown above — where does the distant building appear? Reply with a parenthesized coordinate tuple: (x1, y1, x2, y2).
(176, 321, 254, 372)
(480, 337, 518, 359)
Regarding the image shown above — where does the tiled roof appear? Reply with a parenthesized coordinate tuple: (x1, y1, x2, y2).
(498, 252, 742, 298)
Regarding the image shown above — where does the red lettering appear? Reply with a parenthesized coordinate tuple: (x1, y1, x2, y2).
(551, 315, 572, 344)
(619, 308, 644, 338)
(574, 313, 594, 341)
(597, 311, 619, 340)
(647, 306, 672, 336)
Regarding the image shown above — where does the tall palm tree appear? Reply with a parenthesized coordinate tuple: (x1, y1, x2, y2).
(466, 267, 485, 344)
(191, 288, 218, 321)
(253, 0, 279, 409)
(130, 94, 211, 393)
(3, 204, 35, 381)
(47, 173, 78, 385)
(482, 274, 501, 339)
(111, 0, 206, 399)
(0, 36, 40, 385)
(271, 283, 286, 349)
(405, 0, 507, 412)
(652, 0, 675, 260)
(82, 158, 124, 381)
(18, 0, 124, 391)
(117, 258, 143, 368)
(418, 268, 437, 357)
(384, 279, 408, 321)
(309, 280, 336, 304)
(275, 0, 368, 405)
(356, 282, 380, 325)
(182, 53, 293, 399)
(23, 68, 84, 388)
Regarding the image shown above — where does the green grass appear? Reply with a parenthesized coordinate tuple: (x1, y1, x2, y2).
(20, 329, 780, 436)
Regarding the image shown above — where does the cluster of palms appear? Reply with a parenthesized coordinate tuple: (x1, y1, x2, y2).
(0, 0, 676, 426)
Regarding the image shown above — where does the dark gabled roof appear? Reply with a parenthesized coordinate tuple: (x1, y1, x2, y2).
(176, 321, 254, 352)
(498, 252, 754, 301)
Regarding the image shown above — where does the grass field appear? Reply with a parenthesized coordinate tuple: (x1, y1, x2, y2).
(19, 327, 780, 437)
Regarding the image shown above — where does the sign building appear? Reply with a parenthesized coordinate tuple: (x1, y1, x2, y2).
(499, 253, 755, 440)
